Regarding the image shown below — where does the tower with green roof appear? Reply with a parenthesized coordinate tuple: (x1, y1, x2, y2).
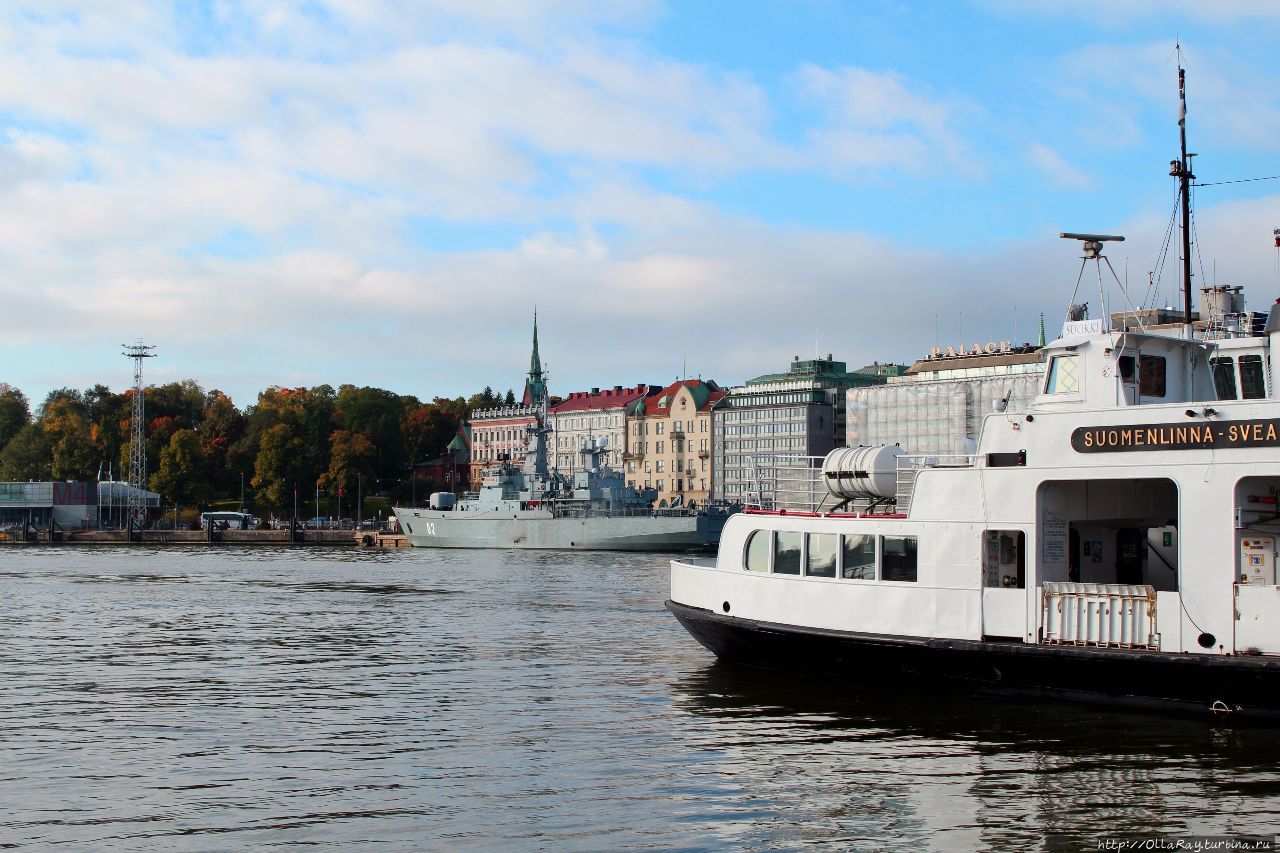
(522, 310, 547, 407)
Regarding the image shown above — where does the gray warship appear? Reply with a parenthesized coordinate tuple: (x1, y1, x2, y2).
(394, 314, 713, 550)
(393, 402, 705, 551)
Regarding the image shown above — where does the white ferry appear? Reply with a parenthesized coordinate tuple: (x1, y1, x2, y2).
(668, 227, 1280, 717)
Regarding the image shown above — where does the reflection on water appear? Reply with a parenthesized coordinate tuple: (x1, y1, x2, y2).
(671, 665, 1280, 850)
(1, 546, 1279, 850)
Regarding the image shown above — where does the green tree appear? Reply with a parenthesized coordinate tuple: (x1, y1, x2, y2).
(334, 385, 410, 482)
(151, 429, 214, 508)
(466, 386, 499, 412)
(50, 429, 98, 480)
(0, 423, 53, 480)
(146, 380, 207, 426)
(0, 384, 31, 455)
(82, 384, 127, 476)
(41, 393, 99, 481)
(322, 429, 377, 497)
(202, 390, 246, 500)
(251, 422, 309, 513)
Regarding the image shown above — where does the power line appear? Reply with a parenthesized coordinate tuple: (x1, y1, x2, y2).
(1192, 174, 1280, 186)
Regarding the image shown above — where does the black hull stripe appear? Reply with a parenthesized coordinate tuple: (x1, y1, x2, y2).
(665, 600, 1280, 719)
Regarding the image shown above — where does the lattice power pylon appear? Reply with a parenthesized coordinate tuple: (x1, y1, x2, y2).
(122, 340, 156, 526)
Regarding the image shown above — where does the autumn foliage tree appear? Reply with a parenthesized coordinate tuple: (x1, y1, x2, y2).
(0, 378, 478, 517)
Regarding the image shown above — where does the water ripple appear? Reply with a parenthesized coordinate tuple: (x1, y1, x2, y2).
(2, 546, 1280, 849)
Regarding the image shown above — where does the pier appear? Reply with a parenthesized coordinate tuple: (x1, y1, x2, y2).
(0, 528, 364, 546)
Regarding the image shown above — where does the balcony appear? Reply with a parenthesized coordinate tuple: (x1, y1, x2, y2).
(623, 449, 644, 461)
(697, 449, 710, 459)
(670, 427, 686, 438)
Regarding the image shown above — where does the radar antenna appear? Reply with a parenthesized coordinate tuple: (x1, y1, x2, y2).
(1059, 233, 1144, 333)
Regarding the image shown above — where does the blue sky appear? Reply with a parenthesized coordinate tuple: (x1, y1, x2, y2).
(2, 0, 1280, 409)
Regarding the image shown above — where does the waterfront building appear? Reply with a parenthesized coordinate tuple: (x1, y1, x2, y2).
(713, 356, 888, 502)
(0, 480, 160, 530)
(468, 405, 538, 492)
(624, 379, 724, 507)
(413, 428, 470, 495)
(846, 342, 1044, 455)
(549, 385, 656, 474)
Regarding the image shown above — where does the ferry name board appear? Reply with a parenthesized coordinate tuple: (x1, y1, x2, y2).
(1071, 419, 1280, 453)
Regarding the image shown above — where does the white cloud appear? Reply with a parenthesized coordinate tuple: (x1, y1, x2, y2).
(978, 0, 1280, 23)
(1053, 41, 1280, 153)
(1028, 143, 1094, 189)
(6, 0, 1276, 411)
(793, 64, 977, 176)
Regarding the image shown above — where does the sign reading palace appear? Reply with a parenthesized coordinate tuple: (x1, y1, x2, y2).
(1071, 419, 1280, 453)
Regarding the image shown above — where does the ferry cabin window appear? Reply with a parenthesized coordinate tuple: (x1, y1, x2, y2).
(806, 533, 837, 578)
(744, 530, 770, 572)
(881, 536, 918, 582)
(1139, 355, 1166, 397)
(774, 531, 803, 575)
(1240, 354, 1266, 399)
(1211, 356, 1238, 400)
(1044, 355, 1079, 394)
(841, 534, 876, 580)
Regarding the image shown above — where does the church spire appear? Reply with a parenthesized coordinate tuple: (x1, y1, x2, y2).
(530, 309, 542, 381)
(522, 309, 547, 406)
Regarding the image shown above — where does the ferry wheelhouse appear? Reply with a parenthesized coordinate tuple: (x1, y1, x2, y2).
(668, 240, 1280, 718)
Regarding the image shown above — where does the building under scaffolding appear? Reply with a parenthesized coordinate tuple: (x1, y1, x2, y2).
(847, 346, 1045, 455)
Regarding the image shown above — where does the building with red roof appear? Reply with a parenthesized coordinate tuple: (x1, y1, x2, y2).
(549, 384, 657, 474)
(624, 379, 724, 508)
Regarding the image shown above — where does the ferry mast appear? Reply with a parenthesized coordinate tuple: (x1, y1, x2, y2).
(1170, 49, 1195, 342)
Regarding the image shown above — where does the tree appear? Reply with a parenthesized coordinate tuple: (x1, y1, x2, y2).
(202, 390, 246, 499)
(504, 389, 516, 405)
(322, 429, 377, 499)
(0, 385, 31, 455)
(41, 394, 99, 481)
(334, 385, 410, 482)
(151, 429, 214, 508)
(403, 398, 465, 464)
(82, 384, 127, 477)
(0, 424, 52, 481)
(146, 380, 206, 426)
(466, 386, 499, 412)
(251, 423, 309, 513)
(50, 429, 98, 481)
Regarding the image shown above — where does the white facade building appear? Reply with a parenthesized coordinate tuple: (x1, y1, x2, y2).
(549, 385, 655, 473)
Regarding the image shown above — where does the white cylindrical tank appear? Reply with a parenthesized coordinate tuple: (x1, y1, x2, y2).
(821, 445, 903, 501)
(429, 492, 457, 510)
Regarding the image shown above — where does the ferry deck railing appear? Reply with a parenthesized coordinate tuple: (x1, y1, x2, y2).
(894, 454, 979, 515)
(744, 452, 979, 514)
(549, 504, 699, 519)
(744, 455, 826, 512)
(1040, 582, 1160, 649)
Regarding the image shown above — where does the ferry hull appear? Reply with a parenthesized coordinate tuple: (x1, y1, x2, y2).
(393, 507, 704, 551)
(666, 600, 1280, 720)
